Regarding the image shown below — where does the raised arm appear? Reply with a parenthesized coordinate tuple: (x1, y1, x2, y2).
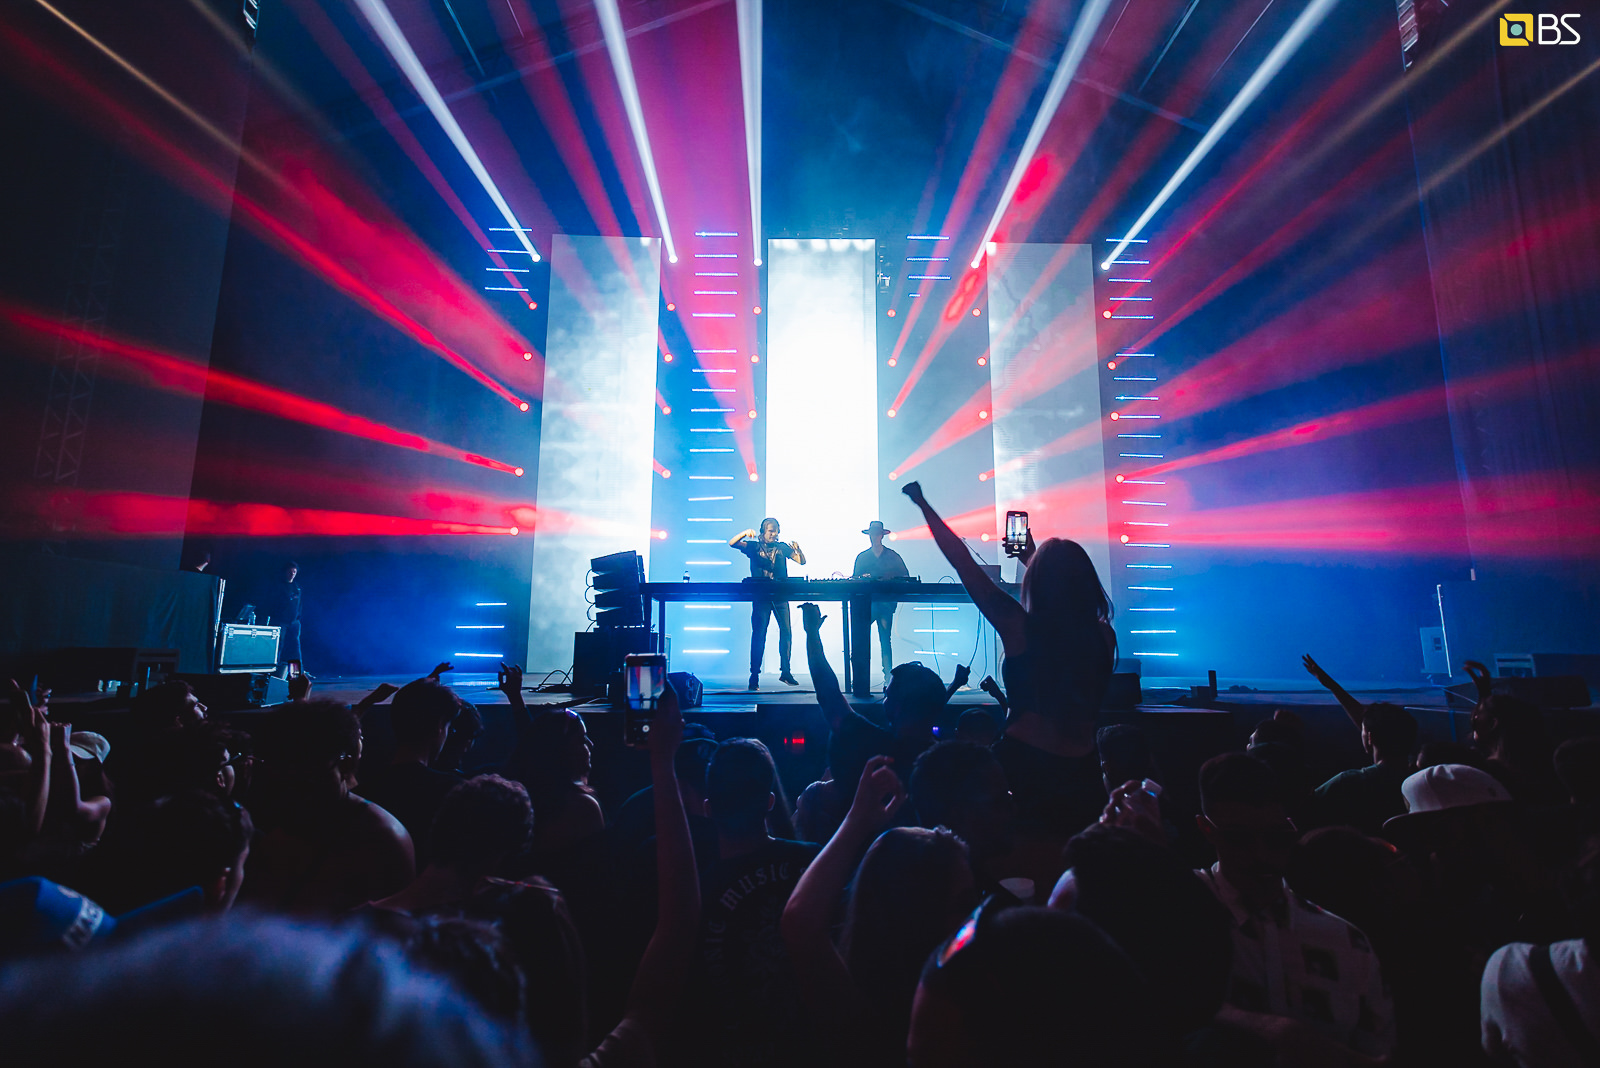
(625, 684, 700, 1042)
(901, 482, 1026, 650)
(787, 540, 806, 566)
(945, 663, 971, 702)
(782, 756, 907, 1024)
(1302, 655, 1366, 731)
(729, 528, 757, 548)
(7, 680, 51, 837)
(800, 603, 849, 732)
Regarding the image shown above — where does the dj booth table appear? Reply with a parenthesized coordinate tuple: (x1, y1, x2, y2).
(641, 579, 1013, 698)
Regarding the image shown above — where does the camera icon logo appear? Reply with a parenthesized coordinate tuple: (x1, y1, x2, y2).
(1500, 14, 1533, 45)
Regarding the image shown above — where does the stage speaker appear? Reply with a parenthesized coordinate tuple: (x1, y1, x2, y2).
(590, 550, 645, 628)
(573, 627, 653, 697)
(668, 671, 703, 709)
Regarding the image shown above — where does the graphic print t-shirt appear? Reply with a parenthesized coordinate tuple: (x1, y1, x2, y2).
(739, 538, 792, 581)
(685, 837, 821, 1067)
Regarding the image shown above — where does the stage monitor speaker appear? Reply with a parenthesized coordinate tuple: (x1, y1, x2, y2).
(572, 627, 654, 697)
(590, 550, 645, 628)
(668, 671, 703, 709)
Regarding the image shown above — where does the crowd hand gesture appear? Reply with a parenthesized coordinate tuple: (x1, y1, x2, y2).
(5, 679, 49, 756)
(1463, 660, 1492, 699)
(1301, 654, 1335, 687)
(497, 663, 525, 703)
(1100, 780, 1166, 846)
(799, 602, 826, 635)
(287, 674, 313, 702)
(951, 663, 972, 689)
(843, 755, 906, 837)
(428, 662, 454, 680)
(899, 480, 925, 505)
(356, 682, 399, 710)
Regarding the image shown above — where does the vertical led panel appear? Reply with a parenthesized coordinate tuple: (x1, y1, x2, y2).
(765, 239, 878, 675)
(986, 243, 1111, 587)
(526, 235, 662, 672)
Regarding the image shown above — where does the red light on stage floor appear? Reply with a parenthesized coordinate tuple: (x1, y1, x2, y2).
(522, 351, 533, 361)
(887, 309, 896, 317)
(979, 410, 989, 420)
(666, 302, 676, 311)
(748, 410, 758, 419)
(887, 409, 897, 418)
(1120, 534, 1130, 543)
(514, 467, 524, 477)
(1109, 412, 1120, 420)
(977, 356, 987, 366)
(518, 401, 530, 412)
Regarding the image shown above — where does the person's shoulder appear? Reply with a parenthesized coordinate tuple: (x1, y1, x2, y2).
(350, 793, 412, 845)
(1313, 766, 1366, 795)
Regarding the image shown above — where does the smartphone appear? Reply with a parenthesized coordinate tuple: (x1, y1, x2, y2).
(623, 653, 667, 747)
(1003, 510, 1029, 557)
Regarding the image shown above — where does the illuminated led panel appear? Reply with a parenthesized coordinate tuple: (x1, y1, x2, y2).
(526, 236, 662, 671)
(985, 243, 1111, 586)
(763, 238, 879, 669)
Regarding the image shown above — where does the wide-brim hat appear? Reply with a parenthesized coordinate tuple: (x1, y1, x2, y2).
(1382, 763, 1513, 834)
(863, 521, 891, 535)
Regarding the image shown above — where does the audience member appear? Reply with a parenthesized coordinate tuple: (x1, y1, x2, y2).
(907, 903, 1160, 1068)
(109, 790, 252, 913)
(243, 699, 413, 913)
(954, 706, 999, 746)
(359, 678, 466, 866)
(678, 737, 820, 1067)
(903, 483, 1112, 855)
(1245, 709, 1319, 830)
(1312, 698, 1418, 836)
(1481, 827, 1600, 1067)
(506, 705, 605, 869)
(0, 914, 532, 1067)
(784, 756, 976, 1066)
(1473, 689, 1564, 806)
(1195, 752, 1394, 1060)
(908, 741, 1015, 885)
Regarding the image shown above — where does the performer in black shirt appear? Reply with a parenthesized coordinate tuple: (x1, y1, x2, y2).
(852, 521, 910, 687)
(730, 518, 806, 690)
(263, 560, 305, 679)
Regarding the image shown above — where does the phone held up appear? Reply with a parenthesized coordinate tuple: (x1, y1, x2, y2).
(623, 653, 667, 747)
(1003, 510, 1029, 558)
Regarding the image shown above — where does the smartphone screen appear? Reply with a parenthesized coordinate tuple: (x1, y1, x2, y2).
(623, 653, 666, 747)
(1003, 510, 1029, 557)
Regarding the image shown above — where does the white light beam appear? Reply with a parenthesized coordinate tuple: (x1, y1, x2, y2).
(1101, 0, 1341, 270)
(595, 0, 679, 264)
(737, 0, 763, 266)
(970, 0, 1116, 270)
(352, 0, 541, 261)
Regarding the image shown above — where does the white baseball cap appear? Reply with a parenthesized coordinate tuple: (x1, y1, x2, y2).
(1384, 763, 1512, 832)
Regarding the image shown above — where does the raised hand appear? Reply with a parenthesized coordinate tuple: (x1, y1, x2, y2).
(497, 662, 525, 700)
(428, 662, 454, 679)
(1302, 654, 1333, 685)
(1099, 779, 1165, 845)
(952, 663, 972, 688)
(843, 754, 906, 835)
(288, 674, 313, 701)
(900, 480, 924, 505)
(799, 602, 826, 634)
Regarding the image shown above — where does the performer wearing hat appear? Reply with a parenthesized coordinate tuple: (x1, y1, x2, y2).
(853, 521, 910, 686)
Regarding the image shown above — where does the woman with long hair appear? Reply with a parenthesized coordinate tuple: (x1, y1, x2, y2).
(900, 482, 1116, 877)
